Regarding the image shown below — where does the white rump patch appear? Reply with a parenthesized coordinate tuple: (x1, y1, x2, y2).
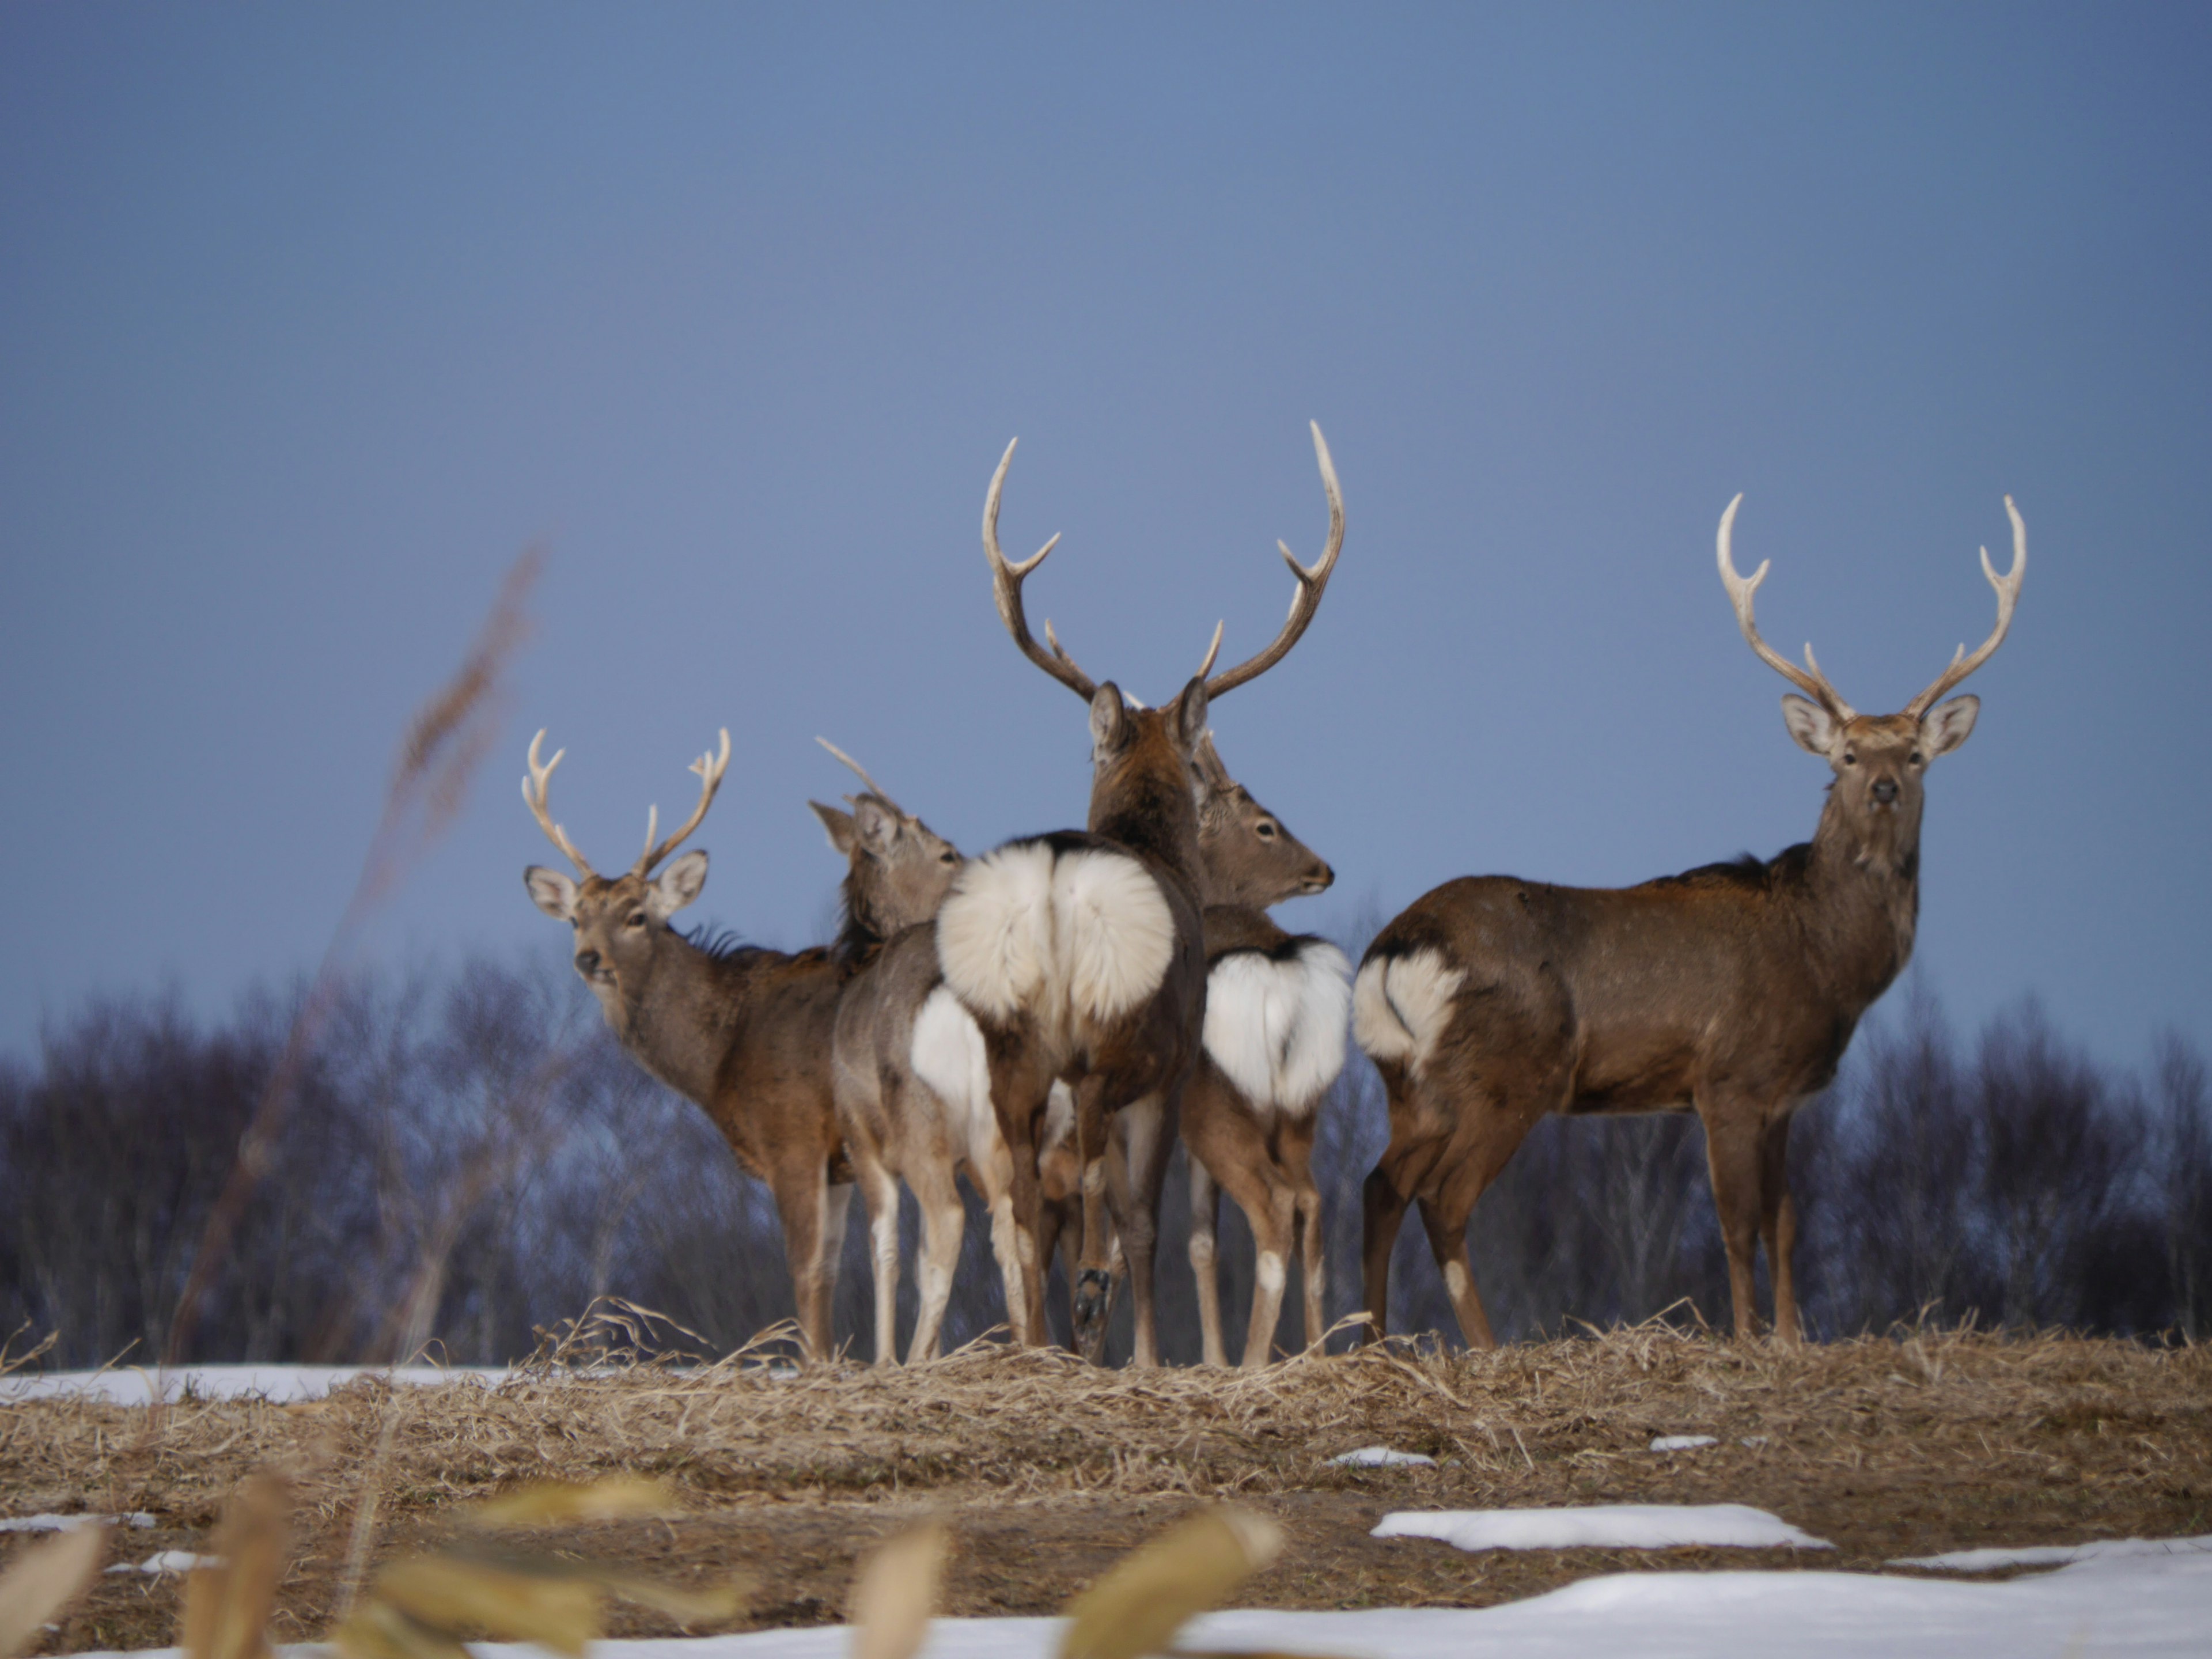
(1203, 940, 1352, 1119)
(935, 841, 1175, 1035)
(934, 842, 1056, 1022)
(1052, 849, 1176, 1022)
(1352, 948, 1465, 1077)
(911, 987, 997, 1165)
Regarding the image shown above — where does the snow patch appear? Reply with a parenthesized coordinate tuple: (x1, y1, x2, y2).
(1327, 1446, 1437, 1468)
(1890, 1533, 2212, 1573)
(0, 1513, 156, 1532)
(1650, 1435, 1719, 1452)
(1374, 1505, 1834, 1552)
(107, 1552, 220, 1576)
(1, 1366, 507, 1405)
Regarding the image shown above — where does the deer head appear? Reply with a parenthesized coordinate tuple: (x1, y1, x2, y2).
(1192, 730, 1332, 909)
(521, 729, 730, 1016)
(1718, 495, 2025, 873)
(982, 422, 1344, 868)
(808, 737, 963, 945)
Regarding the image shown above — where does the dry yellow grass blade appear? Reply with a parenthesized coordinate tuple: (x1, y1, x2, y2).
(181, 1472, 293, 1659)
(461, 1476, 683, 1529)
(585, 1569, 749, 1626)
(327, 1597, 472, 1659)
(849, 1518, 949, 1659)
(370, 1556, 601, 1656)
(1057, 1507, 1285, 1659)
(0, 1521, 108, 1659)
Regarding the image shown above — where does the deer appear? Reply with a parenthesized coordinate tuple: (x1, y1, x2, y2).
(520, 728, 961, 1361)
(837, 728, 1338, 1364)
(1354, 495, 2025, 1346)
(933, 422, 1344, 1365)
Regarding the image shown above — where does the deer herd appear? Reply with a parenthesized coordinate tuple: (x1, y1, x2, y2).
(523, 427, 2027, 1367)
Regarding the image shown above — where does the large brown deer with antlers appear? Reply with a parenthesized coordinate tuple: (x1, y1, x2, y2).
(1355, 495, 2025, 1345)
(520, 729, 961, 1360)
(934, 423, 1344, 1363)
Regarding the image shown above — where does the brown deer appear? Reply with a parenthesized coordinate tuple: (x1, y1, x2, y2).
(520, 729, 961, 1360)
(839, 729, 1336, 1363)
(1354, 495, 2025, 1345)
(1181, 733, 1349, 1366)
(935, 423, 1343, 1363)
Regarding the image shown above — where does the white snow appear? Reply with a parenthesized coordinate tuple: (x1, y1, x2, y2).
(105, 1552, 219, 1576)
(0, 1513, 155, 1532)
(54, 1546, 2212, 1658)
(1374, 1504, 1834, 1552)
(0, 1365, 510, 1405)
(1649, 1434, 1719, 1452)
(1890, 1533, 2212, 1572)
(1326, 1446, 1437, 1467)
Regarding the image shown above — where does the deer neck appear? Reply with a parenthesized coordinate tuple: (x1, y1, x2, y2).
(1089, 759, 1205, 897)
(1801, 788, 1922, 1005)
(596, 933, 741, 1107)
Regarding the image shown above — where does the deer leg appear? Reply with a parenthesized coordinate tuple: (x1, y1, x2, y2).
(771, 1172, 833, 1363)
(1279, 1118, 1328, 1350)
(970, 1128, 1031, 1349)
(1105, 1090, 1172, 1367)
(1361, 1164, 1411, 1344)
(1417, 1192, 1496, 1350)
(1187, 1156, 1228, 1368)
(1069, 1074, 1117, 1362)
(904, 1155, 965, 1364)
(1702, 1108, 1766, 1340)
(1241, 1179, 1300, 1369)
(987, 1047, 1050, 1346)
(1759, 1111, 1802, 1344)
(854, 1161, 903, 1366)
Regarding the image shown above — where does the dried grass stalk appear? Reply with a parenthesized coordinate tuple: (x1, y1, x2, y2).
(0, 1524, 108, 1659)
(180, 1473, 292, 1659)
(849, 1518, 948, 1659)
(1058, 1507, 1284, 1659)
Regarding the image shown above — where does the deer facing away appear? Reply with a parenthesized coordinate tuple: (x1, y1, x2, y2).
(931, 423, 1344, 1363)
(520, 729, 961, 1360)
(1354, 496, 2025, 1345)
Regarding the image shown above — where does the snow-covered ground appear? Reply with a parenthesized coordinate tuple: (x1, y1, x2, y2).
(0, 1365, 510, 1405)
(58, 1544, 2212, 1658)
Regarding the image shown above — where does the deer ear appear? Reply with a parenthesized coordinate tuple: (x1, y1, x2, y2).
(1920, 694, 1980, 759)
(1781, 694, 1840, 757)
(1171, 678, 1210, 756)
(649, 849, 709, 918)
(524, 866, 577, 921)
(809, 801, 857, 855)
(851, 796, 901, 858)
(1090, 683, 1131, 755)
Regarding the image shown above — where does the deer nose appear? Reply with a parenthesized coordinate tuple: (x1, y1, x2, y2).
(1871, 778, 1899, 805)
(574, 949, 601, 976)
(1306, 861, 1335, 893)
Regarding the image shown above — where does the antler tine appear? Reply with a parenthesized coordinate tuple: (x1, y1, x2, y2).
(633, 728, 733, 876)
(984, 438, 1096, 700)
(1903, 495, 2027, 718)
(521, 730, 596, 877)
(1715, 494, 1858, 721)
(815, 736, 904, 815)
(1195, 619, 1224, 680)
(1203, 421, 1346, 699)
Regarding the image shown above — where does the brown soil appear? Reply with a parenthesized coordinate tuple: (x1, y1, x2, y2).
(5, 1327, 2209, 1653)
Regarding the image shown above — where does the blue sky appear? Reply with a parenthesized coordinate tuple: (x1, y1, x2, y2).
(2, 3, 2206, 1063)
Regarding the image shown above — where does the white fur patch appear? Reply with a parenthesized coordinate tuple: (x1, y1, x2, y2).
(1203, 941, 1353, 1120)
(1255, 1252, 1287, 1294)
(934, 840, 1175, 1036)
(934, 843, 1056, 1022)
(1351, 948, 1466, 1077)
(1040, 1080, 1077, 1159)
(910, 987, 996, 1166)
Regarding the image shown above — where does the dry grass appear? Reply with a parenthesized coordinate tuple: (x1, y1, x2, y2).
(5, 1326, 2209, 1653)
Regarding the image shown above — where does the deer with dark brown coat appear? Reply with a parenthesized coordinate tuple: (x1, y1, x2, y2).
(1354, 496, 2025, 1345)
(934, 424, 1344, 1364)
(520, 729, 960, 1361)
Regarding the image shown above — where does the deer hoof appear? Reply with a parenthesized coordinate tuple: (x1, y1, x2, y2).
(1073, 1268, 1113, 1360)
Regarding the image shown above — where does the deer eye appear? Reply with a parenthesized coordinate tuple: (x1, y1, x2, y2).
(1910, 751, 1923, 765)
(625, 912, 648, 929)
(938, 849, 957, 864)
(1256, 821, 1278, 839)
(1842, 753, 1857, 766)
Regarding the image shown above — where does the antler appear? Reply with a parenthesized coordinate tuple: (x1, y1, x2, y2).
(815, 735, 905, 816)
(632, 728, 732, 877)
(983, 439, 1094, 700)
(522, 730, 596, 877)
(1902, 496, 2027, 718)
(1716, 494, 1858, 721)
(1203, 421, 1345, 699)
